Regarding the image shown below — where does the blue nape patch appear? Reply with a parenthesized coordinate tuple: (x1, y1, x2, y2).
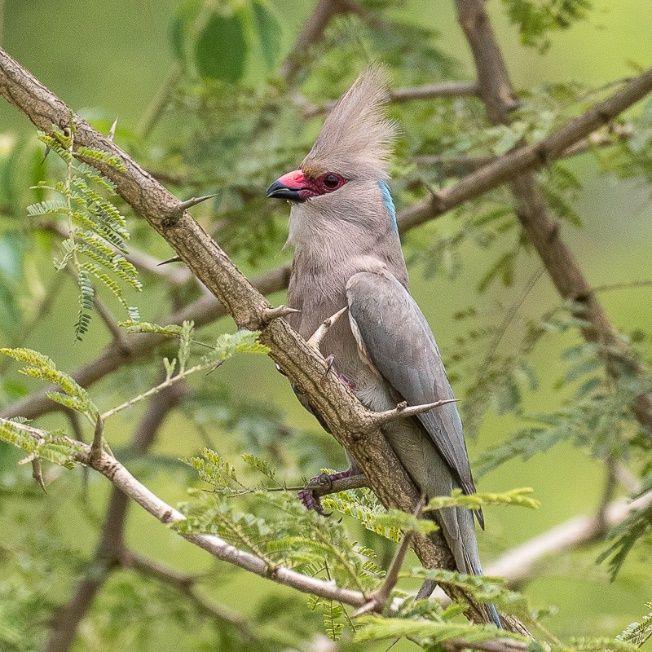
(378, 180, 397, 232)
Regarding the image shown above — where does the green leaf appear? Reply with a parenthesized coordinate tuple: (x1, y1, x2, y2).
(250, 0, 281, 71)
(426, 487, 540, 512)
(194, 9, 248, 83)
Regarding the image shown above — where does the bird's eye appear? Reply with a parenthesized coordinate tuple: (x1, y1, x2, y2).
(323, 174, 341, 189)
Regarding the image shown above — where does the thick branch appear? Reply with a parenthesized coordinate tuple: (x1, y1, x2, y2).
(0, 47, 480, 620)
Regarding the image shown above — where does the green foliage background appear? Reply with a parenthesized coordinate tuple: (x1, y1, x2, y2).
(0, 0, 650, 650)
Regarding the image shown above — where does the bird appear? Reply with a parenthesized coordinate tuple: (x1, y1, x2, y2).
(266, 67, 500, 627)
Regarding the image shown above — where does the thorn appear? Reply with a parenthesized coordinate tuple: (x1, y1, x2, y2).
(90, 415, 104, 466)
(369, 398, 458, 428)
(157, 255, 182, 266)
(307, 306, 348, 349)
(260, 304, 300, 325)
(323, 354, 335, 382)
(176, 194, 217, 213)
(108, 117, 118, 141)
(32, 459, 47, 494)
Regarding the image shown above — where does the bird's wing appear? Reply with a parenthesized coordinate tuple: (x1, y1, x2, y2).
(346, 270, 476, 497)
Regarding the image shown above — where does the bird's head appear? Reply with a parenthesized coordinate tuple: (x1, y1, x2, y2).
(266, 66, 397, 209)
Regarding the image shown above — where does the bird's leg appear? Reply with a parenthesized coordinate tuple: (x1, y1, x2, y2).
(298, 468, 367, 516)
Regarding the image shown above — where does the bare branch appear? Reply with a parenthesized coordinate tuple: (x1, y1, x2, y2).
(121, 549, 259, 642)
(92, 294, 131, 354)
(486, 491, 652, 588)
(3, 70, 648, 425)
(0, 49, 477, 623)
(7, 417, 369, 610)
(303, 80, 478, 117)
(280, 0, 348, 86)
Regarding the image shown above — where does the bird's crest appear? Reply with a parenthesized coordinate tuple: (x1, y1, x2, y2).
(302, 66, 397, 180)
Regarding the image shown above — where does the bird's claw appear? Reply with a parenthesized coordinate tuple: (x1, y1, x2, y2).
(298, 470, 356, 516)
(298, 486, 331, 516)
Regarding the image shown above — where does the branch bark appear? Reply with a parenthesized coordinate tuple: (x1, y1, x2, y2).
(454, 0, 652, 435)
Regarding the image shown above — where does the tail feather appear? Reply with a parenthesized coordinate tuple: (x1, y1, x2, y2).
(439, 506, 502, 629)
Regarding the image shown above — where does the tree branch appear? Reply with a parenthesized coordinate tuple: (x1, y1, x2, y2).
(120, 549, 259, 642)
(0, 47, 493, 625)
(280, 0, 349, 87)
(45, 381, 186, 652)
(486, 491, 652, 588)
(453, 0, 652, 436)
(302, 80, 478, 117)
(8, 417, 369, 610)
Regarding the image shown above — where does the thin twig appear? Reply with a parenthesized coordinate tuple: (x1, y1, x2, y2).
(100, 360, 221, 421)
(354, 498, 426, 616)
(137, 63, 182, 140)
(367, 399, 458, 428)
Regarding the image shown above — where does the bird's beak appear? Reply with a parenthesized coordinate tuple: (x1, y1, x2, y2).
(266, 169, 306, 202)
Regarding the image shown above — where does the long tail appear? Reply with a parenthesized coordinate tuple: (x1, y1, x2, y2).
(440, 505, 502, 629)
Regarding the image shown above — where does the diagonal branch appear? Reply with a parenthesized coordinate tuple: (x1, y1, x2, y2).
(453, 0, 652, 435)
(0, 48, 484, 624)
(120, 549, 259, 642)
(3, 69, 649, 425)
(8, 417, 369, 609)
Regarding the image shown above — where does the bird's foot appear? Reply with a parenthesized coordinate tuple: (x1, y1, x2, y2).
(298, 468, 357, 516)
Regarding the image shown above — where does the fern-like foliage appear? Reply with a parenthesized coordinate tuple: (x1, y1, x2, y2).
(179, 450, 384, 591)
(616, 602, 652, 648)
(0, 418, 82, 469)
(426, 487, 540, 512)
(597, 474, 652, 580)
(0, 347, 98, 422)
(27, 127, 141, 339)
(354, 614, 522, 646)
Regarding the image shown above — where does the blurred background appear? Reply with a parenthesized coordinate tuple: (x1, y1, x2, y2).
(0, 0, 650, 650)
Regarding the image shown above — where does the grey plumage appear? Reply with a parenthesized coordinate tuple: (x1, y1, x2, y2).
(270, 67, 498, 625)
